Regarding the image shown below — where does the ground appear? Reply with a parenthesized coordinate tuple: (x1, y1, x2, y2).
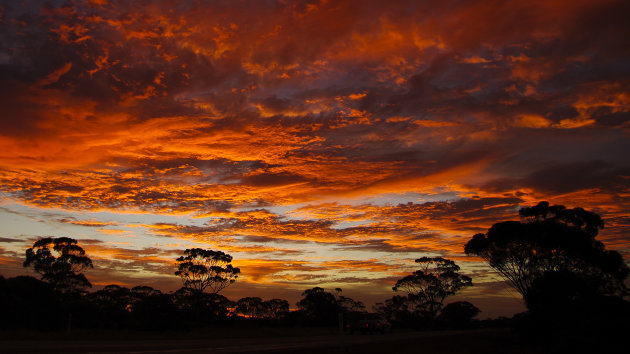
(0, 327, 541, 353)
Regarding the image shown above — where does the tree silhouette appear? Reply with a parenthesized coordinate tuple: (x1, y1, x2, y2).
(131, 285, 162, 298)
(235, 297, 291, 320)
(296, 287, 340, 325)
(393, 257, 472, 319)
(236, 297, 266, 318)
(88, 284, 135, 329)
(295, 287, 366, 326)
(438, 301, 480, 327)
(131, 291, 179, 330)
(199, 293, 235, 319)
(23, 237, 93, 294)
(373, 295, 415, 327)
(174, 248, 240, 295)
(263, 298, 290, 320)
(0, 276, 62, 330)
(336, 294, 366, 313)
(464, 202, 628, 300)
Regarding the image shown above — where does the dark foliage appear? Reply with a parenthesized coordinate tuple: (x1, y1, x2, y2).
(296, 287, 365, 326)
(521, 270, 630, 349)
(373, 295, 420, 328)
(87, 284, 133, 329)
(235, 297, 290, 320)
(437, 301, 480, 328)
(0, 276, 63, 330)
(23, 237, 93, 294)
(466, 202, 630, 348)
(236, 297, 266, 318)
(296, 287, 339, 325)
(263, 298, 290, 320)
(3, 245, 306, 331)
(131, 292, 180, 330)
(174, 248, 240, 295)
(465, 201, 628, 299)
(393, 257, 472, 319)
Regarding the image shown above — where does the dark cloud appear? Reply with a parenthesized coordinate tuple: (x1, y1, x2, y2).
(484, 161, 630, 194)
(241, 172, 308, 187)
(524, 161, 630, 194)
(332, 239, 429, 254)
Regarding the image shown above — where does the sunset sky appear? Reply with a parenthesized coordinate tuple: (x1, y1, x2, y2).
(1, 0, 629, 318)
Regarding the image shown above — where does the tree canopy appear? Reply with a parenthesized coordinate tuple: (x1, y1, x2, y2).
(235, 297, 290, 319)
(174, 248, 240, 295)
(296, 287, 365, 325)
(393, 257, 472, 318)
(437, 301, 480, 326)
(464, 201, 628, 300)
(296, 287, 338, 321)
(373, 295, 414, 326)
(236, 297, 266, 318)
(23, 237, 93, 294)
(263, 298, 290, 319)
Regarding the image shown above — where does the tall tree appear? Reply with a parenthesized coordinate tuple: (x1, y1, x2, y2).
(393, 257, 472, 318)
(464, 201, 628, 300)
(23, 237, 92, 294)
(174, 248, 240, 295)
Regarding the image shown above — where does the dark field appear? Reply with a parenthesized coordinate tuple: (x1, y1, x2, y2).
(0, 328, 541, 354)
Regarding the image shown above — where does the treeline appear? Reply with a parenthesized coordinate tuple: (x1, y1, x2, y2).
(3, 235, 481, 332)
(0, 276, 329, 330)
(0, 274, 484, 332)
(1, 202, 629, 349)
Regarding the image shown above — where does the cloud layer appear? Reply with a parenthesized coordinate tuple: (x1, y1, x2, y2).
(1, 0, 628, 315)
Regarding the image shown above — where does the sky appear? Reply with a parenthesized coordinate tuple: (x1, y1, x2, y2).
(0, 0, 629, 318)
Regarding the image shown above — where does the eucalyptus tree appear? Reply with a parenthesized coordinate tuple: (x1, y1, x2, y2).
(393, 257, 472, 318)
(23, 237, 93, 294)
(464, 202, 628, 301)
(174, 248, 240, 295)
